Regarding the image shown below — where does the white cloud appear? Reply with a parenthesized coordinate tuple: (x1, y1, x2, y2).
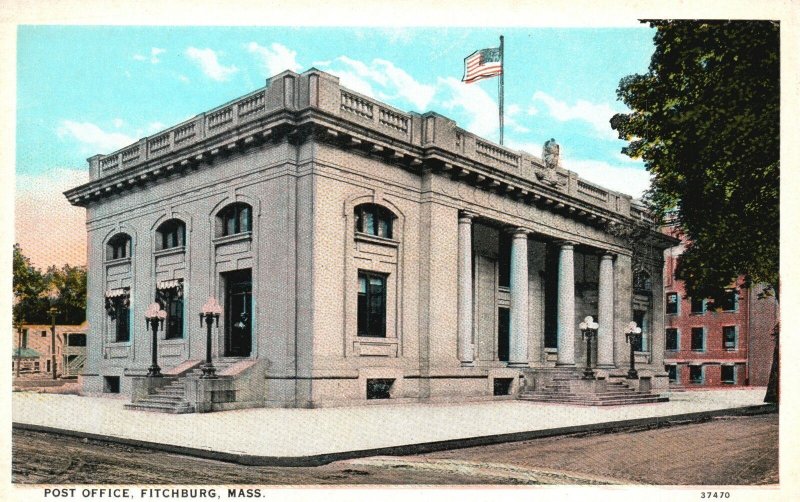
(437, 76, 500, 138)
(57, 120, 135, 154)
(186, 47, 238, 81)
(246, 42, 301, 77)
(319, 56, 435, 111)
(146, 122, 166, 133)
(15, 168, 89, 268)
(532, 91, 619, 140)
(178, 75, 190, 83)
(112, 118, 125, 128)
(133, 47, 165, 64)
(564, 158, 651, 198)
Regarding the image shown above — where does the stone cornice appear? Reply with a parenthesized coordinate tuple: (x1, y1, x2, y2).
(64, 68, 669, 248)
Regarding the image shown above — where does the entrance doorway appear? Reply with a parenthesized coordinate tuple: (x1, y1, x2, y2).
(223, 269, 252, 357)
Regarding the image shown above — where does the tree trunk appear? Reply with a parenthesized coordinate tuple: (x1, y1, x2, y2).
(764, 327, 779, 404)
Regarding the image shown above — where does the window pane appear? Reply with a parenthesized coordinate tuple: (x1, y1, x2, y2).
(363, 212, 375, 235)
(666, 293, 679, 314)
(226, 212, 236, 235)
(666, 328, 678, 351)
(723, 326, 736, 349)
(689, 365, 703, 383)
(240, 206, 251, 233)
(691, 328, 704, 350)
(721, 366, 735, 383)
(691, 298, 704, 313)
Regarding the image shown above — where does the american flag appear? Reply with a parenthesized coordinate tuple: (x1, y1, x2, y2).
(462, 47, 502, 84)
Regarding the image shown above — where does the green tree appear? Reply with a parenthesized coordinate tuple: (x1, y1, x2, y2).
(44, 264, 88, 325)
(12, 244, 47, 323)
(610, 21, 779, 403)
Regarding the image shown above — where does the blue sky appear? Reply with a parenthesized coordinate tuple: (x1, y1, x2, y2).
(15, 25, 656, 267)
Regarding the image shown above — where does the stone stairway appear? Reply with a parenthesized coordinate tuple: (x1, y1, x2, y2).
(124, 358, 242, 414)
(519, 377, 669, 406)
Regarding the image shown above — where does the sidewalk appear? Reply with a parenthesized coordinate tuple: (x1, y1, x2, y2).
(12, 388, 772, 466)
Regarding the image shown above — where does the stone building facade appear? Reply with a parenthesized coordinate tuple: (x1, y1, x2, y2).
(65, 69, 675, 410)
(662, 223, 777, 387)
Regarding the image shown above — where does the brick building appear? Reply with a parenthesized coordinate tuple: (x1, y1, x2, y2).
(12, 323, 88, 377)
(663, 224, 777, 387)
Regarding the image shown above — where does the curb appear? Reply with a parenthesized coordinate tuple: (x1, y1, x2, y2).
(13, 404, 776, 467)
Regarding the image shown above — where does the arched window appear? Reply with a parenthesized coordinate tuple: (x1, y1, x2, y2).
(106, 233, 131, 260)
(633, 269, 652, 293)
(354, 204, 395, 239)
(156, 219, 186, 251)
(216, 203, 252, 238)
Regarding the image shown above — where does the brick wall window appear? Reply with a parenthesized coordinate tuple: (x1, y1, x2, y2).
(217, 203, 252, 237)
(156, 219, 186, 251)
(691, 327, 705, 351)
(666, 364, 678, 383)
(719, 290, 738, 312)
(690, 297, 705, 314)
(107, 233, 131, 260)
(722, 325, 737, 350)
(666, 292, 679, 315)
(721, 365, 736, 384)
(665, 328, 679, 351)
(354, 204, 394, 239)
(157, 281, 184, 340)
(689, 365, 703, 384)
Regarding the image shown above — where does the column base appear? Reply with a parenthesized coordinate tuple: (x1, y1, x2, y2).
(459, 361, 476, 367)
(596, 363, 616, 369)
(507, 362, 529, 368)
(555, 362, 576, 367)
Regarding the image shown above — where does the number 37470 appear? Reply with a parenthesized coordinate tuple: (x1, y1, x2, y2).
(701, 492, 731, 499)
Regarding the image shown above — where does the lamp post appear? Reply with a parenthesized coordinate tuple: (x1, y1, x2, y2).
(625, 321, 643, 379)
(579, 316, 599, 379)
(200, 297, 222, 379)
(145, 302, 167, 377)
(14, 316, 24, 378)
(46, 288, 59, 380)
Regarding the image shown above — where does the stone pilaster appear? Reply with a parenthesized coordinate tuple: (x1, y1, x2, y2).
(508, 228, 529, 367)
(457, 211, 476, 366)
(557, 241, 576, 366)
(597, 252, 615, 367)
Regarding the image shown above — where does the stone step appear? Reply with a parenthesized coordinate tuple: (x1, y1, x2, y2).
(146, 395, 185, 403)
(124, 401, 194, 414)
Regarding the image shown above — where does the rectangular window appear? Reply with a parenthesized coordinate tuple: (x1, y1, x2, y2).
(666, 292, 679, 314)
(157, 284, 184, 340)
(357, 271, 387, 337)
(497, 307, 510, 362)
(691, 327, 704, 351)
(113, 298, 130, 343)
(632, 310, 646, 351)
(690, 297, 704, 314)
(689, 365, 703, 384)
(366, 379, 394, 399)
(665, 328, 679, 351)
(22, 329, 28, 348)
(719, 290, 737, 312)
(34, 361, 40, 371)
(67, 334, 87, 347)
(46, 360, 51, 372)
(493, 378, 514, 396)
(722, 326, 737, 350)
(721, 366, 736, 384)
(41, 330, 47, 337)
(665, 364, 678, 383)
(103, 376, 120, 393)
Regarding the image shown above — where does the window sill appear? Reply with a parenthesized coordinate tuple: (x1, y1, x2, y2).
(104, 257, 131, 266)
(161, 337, 185, 344)
(106, 341, 131, 346)
(154, 246, 186, 258)
(355, 232, 399, 247)
(213, 232, 252, 246)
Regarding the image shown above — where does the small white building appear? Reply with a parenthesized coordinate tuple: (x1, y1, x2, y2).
(65, 69, 675, 411)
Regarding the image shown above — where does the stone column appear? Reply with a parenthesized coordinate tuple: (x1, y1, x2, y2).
(597, 252, 615, 367)
(557, 241, 576, 366)
(457, 211, 476, 366)
(508, 228, 529, 367)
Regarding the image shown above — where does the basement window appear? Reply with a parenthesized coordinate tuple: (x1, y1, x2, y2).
(493, 378, 513, 396)
(366, 378, 394, 400)
(104, 376, 121, 394)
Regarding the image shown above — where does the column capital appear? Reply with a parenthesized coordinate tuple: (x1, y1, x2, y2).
(503, 225, 533, 238)
(599, 250, 616, 259)
(557, 240, 576, 249)
(458, 210, 479, 222)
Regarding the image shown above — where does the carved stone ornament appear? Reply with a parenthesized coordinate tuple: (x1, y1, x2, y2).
(534, 138, 564, 187)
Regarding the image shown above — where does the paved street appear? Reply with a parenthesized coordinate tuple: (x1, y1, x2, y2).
(12, 414, 777, 485)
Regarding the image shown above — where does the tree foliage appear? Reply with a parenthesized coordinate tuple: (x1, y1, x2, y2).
(610, 21, 779, 301)
(12, 244, 87, 324)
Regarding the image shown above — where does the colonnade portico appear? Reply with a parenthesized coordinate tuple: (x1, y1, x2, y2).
(456, 210, 623, 370)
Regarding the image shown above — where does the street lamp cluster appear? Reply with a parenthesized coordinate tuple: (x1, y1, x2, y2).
(578, 316, 642, 380)
(141, 296, 223, 380)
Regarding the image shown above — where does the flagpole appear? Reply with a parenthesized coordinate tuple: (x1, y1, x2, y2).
(499, 35, 505, 145)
